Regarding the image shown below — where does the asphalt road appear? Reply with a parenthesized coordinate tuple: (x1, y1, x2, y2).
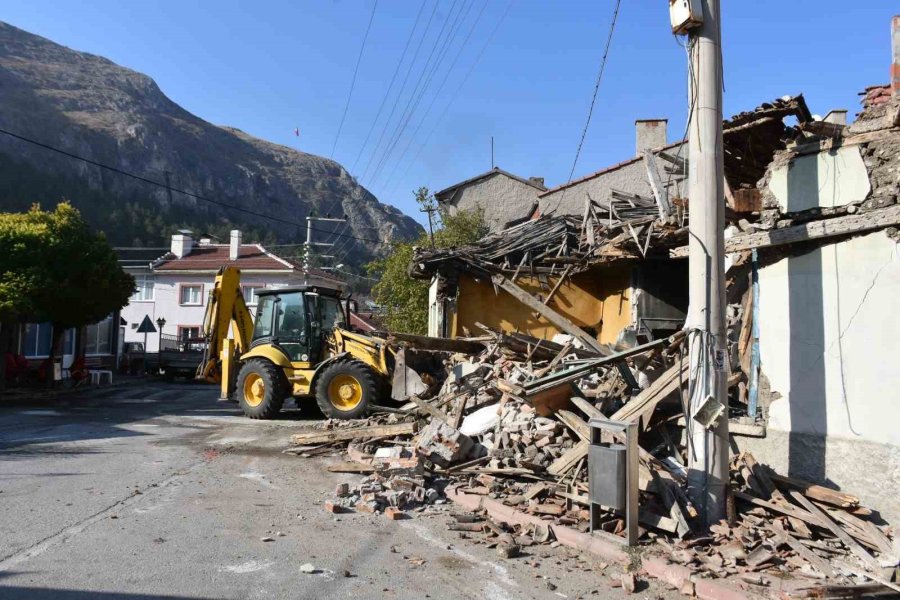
(0, 381, 668, 600)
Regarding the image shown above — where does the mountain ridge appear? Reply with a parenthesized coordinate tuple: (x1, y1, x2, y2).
(0, 20, 422, 265)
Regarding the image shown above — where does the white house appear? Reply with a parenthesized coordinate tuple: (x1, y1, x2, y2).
(119, 230, 344, 352)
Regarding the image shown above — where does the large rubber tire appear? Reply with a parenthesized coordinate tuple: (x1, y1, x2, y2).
(235, 359, 289, 419)
(315, 360, 380, 420)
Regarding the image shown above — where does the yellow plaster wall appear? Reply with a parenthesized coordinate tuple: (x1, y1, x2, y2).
(452, 266, 632, 345)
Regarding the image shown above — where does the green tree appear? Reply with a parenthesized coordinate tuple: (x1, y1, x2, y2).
(0, 203, 134, 386)
(367, 188, 488, 334)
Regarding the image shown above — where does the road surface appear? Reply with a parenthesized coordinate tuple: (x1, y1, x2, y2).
(0, 381, 668, 599)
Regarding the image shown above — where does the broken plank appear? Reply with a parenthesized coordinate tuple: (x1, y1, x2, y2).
(769, 472, 859, 508)
(670, 204, 900, 256)
(770, 520, 844, 581)
(291, 422, 417, 445)
(643, 150, 672, 220)
(788, 490, 880, 571)
(741, 453, 788, 504)
(547, 440, 589, 476)
(407, 394, 452, 424)
(556, 409, 591, 441)
(326, 462, 377, 474)
(610, 360, 689, 424)
(491, 273, 610, 356)
(523, 482, 549, 501)
(733, 491, 826, 528)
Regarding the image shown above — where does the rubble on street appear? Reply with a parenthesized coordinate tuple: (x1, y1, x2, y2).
(286, 326, 898, 599)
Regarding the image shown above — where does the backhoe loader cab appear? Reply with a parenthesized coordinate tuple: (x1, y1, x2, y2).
(198, 266, 396, 420)
(250, 286, 347, 365)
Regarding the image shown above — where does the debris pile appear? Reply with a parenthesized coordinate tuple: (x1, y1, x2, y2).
(286, 329, 897, 598)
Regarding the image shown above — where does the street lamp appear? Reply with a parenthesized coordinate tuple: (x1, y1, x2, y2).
(155, 317, 166, 372)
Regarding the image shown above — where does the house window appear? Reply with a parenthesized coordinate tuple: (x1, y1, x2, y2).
(131, 275, 155, 301)
(22, 323, 53, 357)
(179, 284, 203, 305)
(85, 315, 114, 355)
(179, 326, 201, 341)
(62, 329, 76, 355)
(242, 285, 265, 306)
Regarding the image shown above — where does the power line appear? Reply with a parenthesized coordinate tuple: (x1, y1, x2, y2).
(363, 0, 463, 185)
(549, 0, 622, 214)
(368, 0, 472, 188)
(378, 0, 491, 195)
(0, 126, 393, 247)
(372, 0, 480, 190)
(350, 0, 428, 173)
(330, 0, 379, 159)
(383, 0, 514, 199)
(359, 0, 440, 182)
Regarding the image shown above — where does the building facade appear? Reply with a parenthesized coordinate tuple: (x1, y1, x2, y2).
(435, 167, 547, 233)
(120, 230, 344, 353)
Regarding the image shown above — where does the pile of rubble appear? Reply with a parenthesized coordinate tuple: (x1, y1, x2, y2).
(286, 330, 897, 598)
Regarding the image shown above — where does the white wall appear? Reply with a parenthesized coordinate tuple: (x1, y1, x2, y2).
(739, 142, 900, 524)
(758, 230, 900, 446)
(768, 146, 870, 212)
(121, 272, 307, 351)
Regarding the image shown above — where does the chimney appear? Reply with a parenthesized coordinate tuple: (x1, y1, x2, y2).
(528, 176, 545, 188)
(171, 230, 193, 259)
(824, 110, 847, 125)
(229, 229, 242, 260)
(892, 15, 899, 96)
(635, 119, 668, 156)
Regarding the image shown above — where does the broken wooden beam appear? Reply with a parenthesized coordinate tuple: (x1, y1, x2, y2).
(670, 204, 900, 257)
(291, 422, 417, 445)
(490, 273, 610, 356)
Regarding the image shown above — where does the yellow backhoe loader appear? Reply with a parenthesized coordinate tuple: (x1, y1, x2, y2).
(196, 266, 415, 420)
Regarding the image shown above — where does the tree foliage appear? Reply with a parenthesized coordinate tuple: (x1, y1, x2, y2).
(0, 202, 134, 328)
(367, 188, 488, 334)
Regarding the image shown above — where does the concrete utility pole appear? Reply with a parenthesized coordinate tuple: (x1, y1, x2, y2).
(304, 216, 347, 273)
(685, 0, 729, 526)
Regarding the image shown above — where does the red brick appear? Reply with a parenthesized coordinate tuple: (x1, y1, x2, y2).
(323, 501, 343, 514)
(383, 507, 405, 520)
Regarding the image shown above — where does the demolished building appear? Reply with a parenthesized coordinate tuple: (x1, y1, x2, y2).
(410, 89, 900, 527)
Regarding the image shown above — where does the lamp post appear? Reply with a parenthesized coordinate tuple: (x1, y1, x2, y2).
(155, 317, 166, 373)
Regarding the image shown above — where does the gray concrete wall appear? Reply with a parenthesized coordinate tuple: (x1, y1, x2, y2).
(538, 144, 686, 217)
(443, 174, 542, 232)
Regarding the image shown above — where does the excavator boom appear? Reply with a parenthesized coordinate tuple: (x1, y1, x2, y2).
(197, 266, 254, 390)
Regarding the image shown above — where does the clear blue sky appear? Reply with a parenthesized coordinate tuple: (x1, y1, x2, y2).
(5, 1, 897, 226)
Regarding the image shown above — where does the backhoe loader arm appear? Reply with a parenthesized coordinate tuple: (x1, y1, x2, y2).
(197, 267, 254, 391)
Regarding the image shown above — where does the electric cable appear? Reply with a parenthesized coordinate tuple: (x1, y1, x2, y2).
(548, 0, 622, 215)
(330, 0, 379, 158)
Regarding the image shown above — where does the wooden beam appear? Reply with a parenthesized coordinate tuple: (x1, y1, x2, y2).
(556, 409, 591, 441)
(491, 274, 610, 356)
(770, 520, 844, 581)
(643, 150, 672, 220)
(291, 422, 417, 445)
(548, 440, 590, 476)
(671, 204, 900, 257)
(610, 361, 689, 425)
(789, 490, 880, 571)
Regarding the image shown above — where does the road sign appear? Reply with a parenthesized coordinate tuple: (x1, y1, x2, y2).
(136, 315, 157, 334)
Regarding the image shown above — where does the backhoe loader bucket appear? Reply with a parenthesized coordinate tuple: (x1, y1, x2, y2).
(390, 347, 448, 401)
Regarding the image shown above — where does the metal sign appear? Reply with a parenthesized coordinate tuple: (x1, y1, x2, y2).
(135, 315, 157, 334)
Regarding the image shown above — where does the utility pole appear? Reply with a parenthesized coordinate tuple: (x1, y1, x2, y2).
(304, 216, 347, 277)
(683, 0, 728, 527)
(420, 206, 436, 248)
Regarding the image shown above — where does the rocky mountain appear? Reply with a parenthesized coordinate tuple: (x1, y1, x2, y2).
(0, 21, 422, 266)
